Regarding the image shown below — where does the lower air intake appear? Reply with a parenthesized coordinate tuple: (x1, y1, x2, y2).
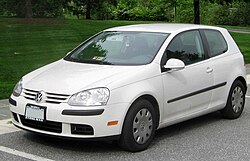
(19, 115, 62, 133)
(71, 124, 94, 135)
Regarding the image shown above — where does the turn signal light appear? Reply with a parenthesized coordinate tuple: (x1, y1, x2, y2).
(107, 121, 118, 126)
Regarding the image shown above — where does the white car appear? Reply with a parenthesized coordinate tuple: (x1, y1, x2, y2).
(9, 24, 247, 152)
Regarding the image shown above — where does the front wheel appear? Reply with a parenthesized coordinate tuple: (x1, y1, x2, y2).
(221, 80, 246, 119)
(119, 99, 157, 152)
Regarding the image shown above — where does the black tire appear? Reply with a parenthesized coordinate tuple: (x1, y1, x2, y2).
(119, 99, 157, 152)
(221, 80, 246, 119)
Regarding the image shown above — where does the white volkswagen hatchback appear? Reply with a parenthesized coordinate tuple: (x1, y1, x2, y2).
(10, 24, 247, 152)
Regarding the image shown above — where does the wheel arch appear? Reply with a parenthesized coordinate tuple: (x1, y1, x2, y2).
(234, 76, 247, 92)
(128, 94, 160, 129)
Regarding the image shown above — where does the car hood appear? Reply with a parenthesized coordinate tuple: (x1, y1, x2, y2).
(23, 60, 144, 94)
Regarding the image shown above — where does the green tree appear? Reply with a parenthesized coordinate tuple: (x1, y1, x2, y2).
(66, 0, 101, 19)
(66, 0, 117, 20)
(112, 0, 175, 21)
(0, 0, 7, 15)
(1, 0, 64, 18)
(176, 0, 193, 23)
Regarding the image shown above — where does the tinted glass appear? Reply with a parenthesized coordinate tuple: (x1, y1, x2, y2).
(64, 31, 168, 65)
(203, 30, 228, 57)
(166, 30, 205, 65)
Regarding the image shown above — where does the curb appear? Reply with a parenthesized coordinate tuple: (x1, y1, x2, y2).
(0, 99, 8, 107)
(0, 119, 20, 135)
(247, 75, 250, 85)
(228, 29, 250, 34)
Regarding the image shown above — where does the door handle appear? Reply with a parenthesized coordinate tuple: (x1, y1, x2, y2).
(206, 67, 213, 73)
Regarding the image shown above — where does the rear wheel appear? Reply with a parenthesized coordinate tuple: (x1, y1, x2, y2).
(119, 99, 157, 152)
(221, 80, 246, 119)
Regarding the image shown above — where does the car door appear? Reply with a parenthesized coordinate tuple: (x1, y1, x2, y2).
(201, 29, 230, 109)
(161, 30, 214, 122)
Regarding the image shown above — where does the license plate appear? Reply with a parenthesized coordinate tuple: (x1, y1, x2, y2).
(25, 104, 46, 122)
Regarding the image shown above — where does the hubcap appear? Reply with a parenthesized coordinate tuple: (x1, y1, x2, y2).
(231, 86, 244, 113)
(133, 108, 153, 144)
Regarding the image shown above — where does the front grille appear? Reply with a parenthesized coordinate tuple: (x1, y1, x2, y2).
(23, 88, 70, 104)
(19, 115, 62, 133)
(71, 124, 94, 135)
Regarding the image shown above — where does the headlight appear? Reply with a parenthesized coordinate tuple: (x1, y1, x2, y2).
(13, 79, 23, 97)
(68, 87, 110, 106)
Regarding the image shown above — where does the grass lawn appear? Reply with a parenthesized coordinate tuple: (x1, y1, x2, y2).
(230, 32, 250, 63)
(0, 18, 250, 99)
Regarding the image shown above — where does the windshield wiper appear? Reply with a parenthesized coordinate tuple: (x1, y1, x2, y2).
(64, 57, 114, 65)
(89, 60, 114, 65)
(100, 61, 114, 65)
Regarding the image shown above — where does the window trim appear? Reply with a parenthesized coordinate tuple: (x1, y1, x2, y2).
(160, 29, 208, 72)
(200, 29, 228, 58)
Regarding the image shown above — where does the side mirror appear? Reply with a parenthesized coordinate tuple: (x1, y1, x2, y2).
(163, 58, 185, 72)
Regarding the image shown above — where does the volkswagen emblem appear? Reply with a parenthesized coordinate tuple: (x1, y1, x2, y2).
(35, 91, 45, 103)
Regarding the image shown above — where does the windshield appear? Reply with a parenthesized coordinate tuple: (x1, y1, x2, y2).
(64, 31, 169, 65)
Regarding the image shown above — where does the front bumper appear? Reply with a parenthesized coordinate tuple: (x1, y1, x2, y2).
(9, 95, 130, 138)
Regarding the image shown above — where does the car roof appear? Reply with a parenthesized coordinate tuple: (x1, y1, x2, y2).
(105, 23, 225, 33)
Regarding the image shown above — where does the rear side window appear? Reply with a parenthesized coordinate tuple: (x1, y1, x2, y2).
(203, 30, 228, 57)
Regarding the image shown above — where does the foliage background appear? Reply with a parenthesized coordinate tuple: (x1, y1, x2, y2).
(0, 0, 250, 26)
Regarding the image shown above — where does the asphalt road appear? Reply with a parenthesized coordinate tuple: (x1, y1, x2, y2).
(0, 89, 250, 161)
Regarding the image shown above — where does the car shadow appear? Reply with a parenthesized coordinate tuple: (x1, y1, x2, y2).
(22, 111, 224, 153)
(23, 132, 122, 153)
(152, 111, 223, 144)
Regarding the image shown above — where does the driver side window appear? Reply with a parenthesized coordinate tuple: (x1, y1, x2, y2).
(166, 30, 205, 65)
